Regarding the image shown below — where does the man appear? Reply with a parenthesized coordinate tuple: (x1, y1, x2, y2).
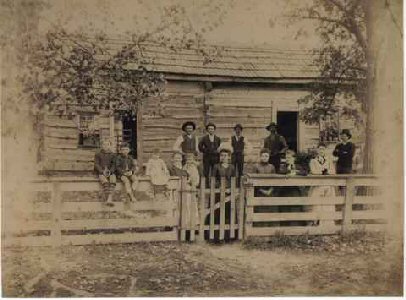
(94, 140, 117, 206)
(198, 122, 221, 178)
(333, 129, 356, 174)
(173, 121, 199, 164)
(263, 122, 288, 173)
(221, 124, 252, 179)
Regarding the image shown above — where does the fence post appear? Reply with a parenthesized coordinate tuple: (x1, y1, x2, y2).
(238, 177, 245, 240)
(244, 181, 254, 240)
(198, 177, 206, 242)
(190, 187, 196, 241)
(342, 177, 355, 234)
(51, 182, 62, 247)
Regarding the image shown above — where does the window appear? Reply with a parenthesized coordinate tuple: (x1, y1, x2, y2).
(319, 113, 340, 143)
(78, 113, 100, 148)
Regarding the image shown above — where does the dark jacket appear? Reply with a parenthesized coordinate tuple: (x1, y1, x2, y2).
(333, 142, 355, 173)
(264, 134, 288, 156)
(94, 150, 116, 175)
(115, 154, 134, 177)
(231, 136, 245, 154)
(198, 135, 221, 155)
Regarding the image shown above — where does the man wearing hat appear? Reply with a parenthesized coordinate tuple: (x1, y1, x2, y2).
(333, 129, 356, 174)
(173, 121, 199, 164)
(220, 124, 253, 179)
(198, 122, 221, 178)
(263, 122, 288, 173)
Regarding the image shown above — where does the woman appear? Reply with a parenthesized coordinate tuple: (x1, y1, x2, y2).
(308, 143, 336, 227)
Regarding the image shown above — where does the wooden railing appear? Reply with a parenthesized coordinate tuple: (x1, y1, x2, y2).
(243, 174, 386, 238)
(4, 176, 181, 247)
(4, 174, 387, 247)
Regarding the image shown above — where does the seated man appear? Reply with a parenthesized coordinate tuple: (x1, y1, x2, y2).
(94, 140, 117, 206)
(115, 143, 139, 202)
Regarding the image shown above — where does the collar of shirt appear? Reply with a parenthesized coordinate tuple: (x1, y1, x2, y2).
(208, 134, 215, 142)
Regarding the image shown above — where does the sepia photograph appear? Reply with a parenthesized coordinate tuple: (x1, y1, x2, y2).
(0, 0, 403, 297)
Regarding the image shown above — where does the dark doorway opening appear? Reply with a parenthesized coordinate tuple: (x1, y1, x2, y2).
(277, 111, 298, 152)
(121, 112, 137, 158)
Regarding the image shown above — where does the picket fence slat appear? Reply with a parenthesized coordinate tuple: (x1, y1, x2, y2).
(249, 196, 345, 206)
(230, 178, 236, 239)
(198, 177, 206, 241)
(246, 225, 341, 236)
(219, 178, 226, 240)
(251, 212, 343, 222)
(209, 177, 215, 240)
(238, 179, 245, 240)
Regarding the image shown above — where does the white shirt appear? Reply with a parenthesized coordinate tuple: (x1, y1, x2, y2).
(309, 155, 336, 175)
(173, 134, 199, 153)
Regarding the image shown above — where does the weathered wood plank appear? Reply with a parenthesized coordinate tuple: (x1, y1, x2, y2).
(352, 196, 384, 205)
(62, 230, 178, 246)
(209, 177, 215, 240)
(246, 225, 341, 237)
(43, 149, 96, 162)
(247, 177, 347, 186)
(219, 177, 226, 240)
(230, 177, 236, 238)
(351, 210, 387, 220)
(251, 212, 343, 222)
(4, 236, 53, 247)
(249, 197, 345, 206)
(61, 217, 177, 230)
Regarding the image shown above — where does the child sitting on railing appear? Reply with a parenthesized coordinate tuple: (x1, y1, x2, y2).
(145, 148, 171, 198)
(115, 143, 139, 202)
(94, 140, 117, 206)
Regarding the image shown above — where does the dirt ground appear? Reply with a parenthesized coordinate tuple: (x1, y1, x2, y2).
(1, 234, 403, 297)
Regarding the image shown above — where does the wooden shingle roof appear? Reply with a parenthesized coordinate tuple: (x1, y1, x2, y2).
(102, 40, 320, 79)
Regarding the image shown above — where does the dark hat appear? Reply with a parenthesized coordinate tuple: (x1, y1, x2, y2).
(234, 123, 243, 130)
(265, 122, 277, 131)
(340, 129, 352, 138)
(206, 122, 216, 130)
(181, 121, 196, 131)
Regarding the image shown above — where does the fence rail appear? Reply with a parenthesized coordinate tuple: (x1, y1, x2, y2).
(3, 174, 387, 247)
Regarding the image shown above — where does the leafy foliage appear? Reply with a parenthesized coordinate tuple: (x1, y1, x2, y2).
(289, 0, 367, 126)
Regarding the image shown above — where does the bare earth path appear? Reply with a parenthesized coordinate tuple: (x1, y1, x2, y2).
(2, 239, 402, 297)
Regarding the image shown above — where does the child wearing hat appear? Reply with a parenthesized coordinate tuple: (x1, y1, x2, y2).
(263, 122, 288, 173)
(198, 122, 221, 179)
(173, 121, 199, 164)
(94, 140, 117, 206)
(333, 129, 356, 174)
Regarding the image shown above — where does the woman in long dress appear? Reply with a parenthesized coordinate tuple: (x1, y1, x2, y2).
(308, 143, 336, 227)
(182, 153, 200, 229)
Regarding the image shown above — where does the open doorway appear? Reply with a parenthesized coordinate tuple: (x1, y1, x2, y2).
(277, 111, 298, 152)
(121, 112, 137, 158)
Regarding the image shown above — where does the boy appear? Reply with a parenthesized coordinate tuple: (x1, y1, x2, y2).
(94, 140, 117, 206)
(116, 143, 139, 202)
(198, 122, 221, 179)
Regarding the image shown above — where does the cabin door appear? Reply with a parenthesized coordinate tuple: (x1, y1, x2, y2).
(121, 112, 137, 158)
(277, 111, 298, 152)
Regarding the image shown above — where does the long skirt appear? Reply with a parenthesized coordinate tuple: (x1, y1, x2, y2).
(307, 185, 336, 227)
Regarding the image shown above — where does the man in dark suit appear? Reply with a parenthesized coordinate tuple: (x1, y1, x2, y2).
(263, 122, 288, 173)
(333, 129, 356, 174)
(198, 122, 221, 179)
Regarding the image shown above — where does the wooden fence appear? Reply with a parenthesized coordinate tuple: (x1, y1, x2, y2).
(3, 176, 180, 247)
(4, 174, 386, 247)
(243, 174, 386, 238)
(179, 176, 244, 242)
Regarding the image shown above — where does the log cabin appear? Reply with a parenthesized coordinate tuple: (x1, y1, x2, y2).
(38, 42, 363, 175)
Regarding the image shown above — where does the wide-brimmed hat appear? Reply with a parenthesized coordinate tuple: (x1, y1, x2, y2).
(181, 121, 196, 131)
(265, 122, 277, 131)
(206, 122, 216, 130)
(340, 129, 352, 138)
(234, 123, 243, 130)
